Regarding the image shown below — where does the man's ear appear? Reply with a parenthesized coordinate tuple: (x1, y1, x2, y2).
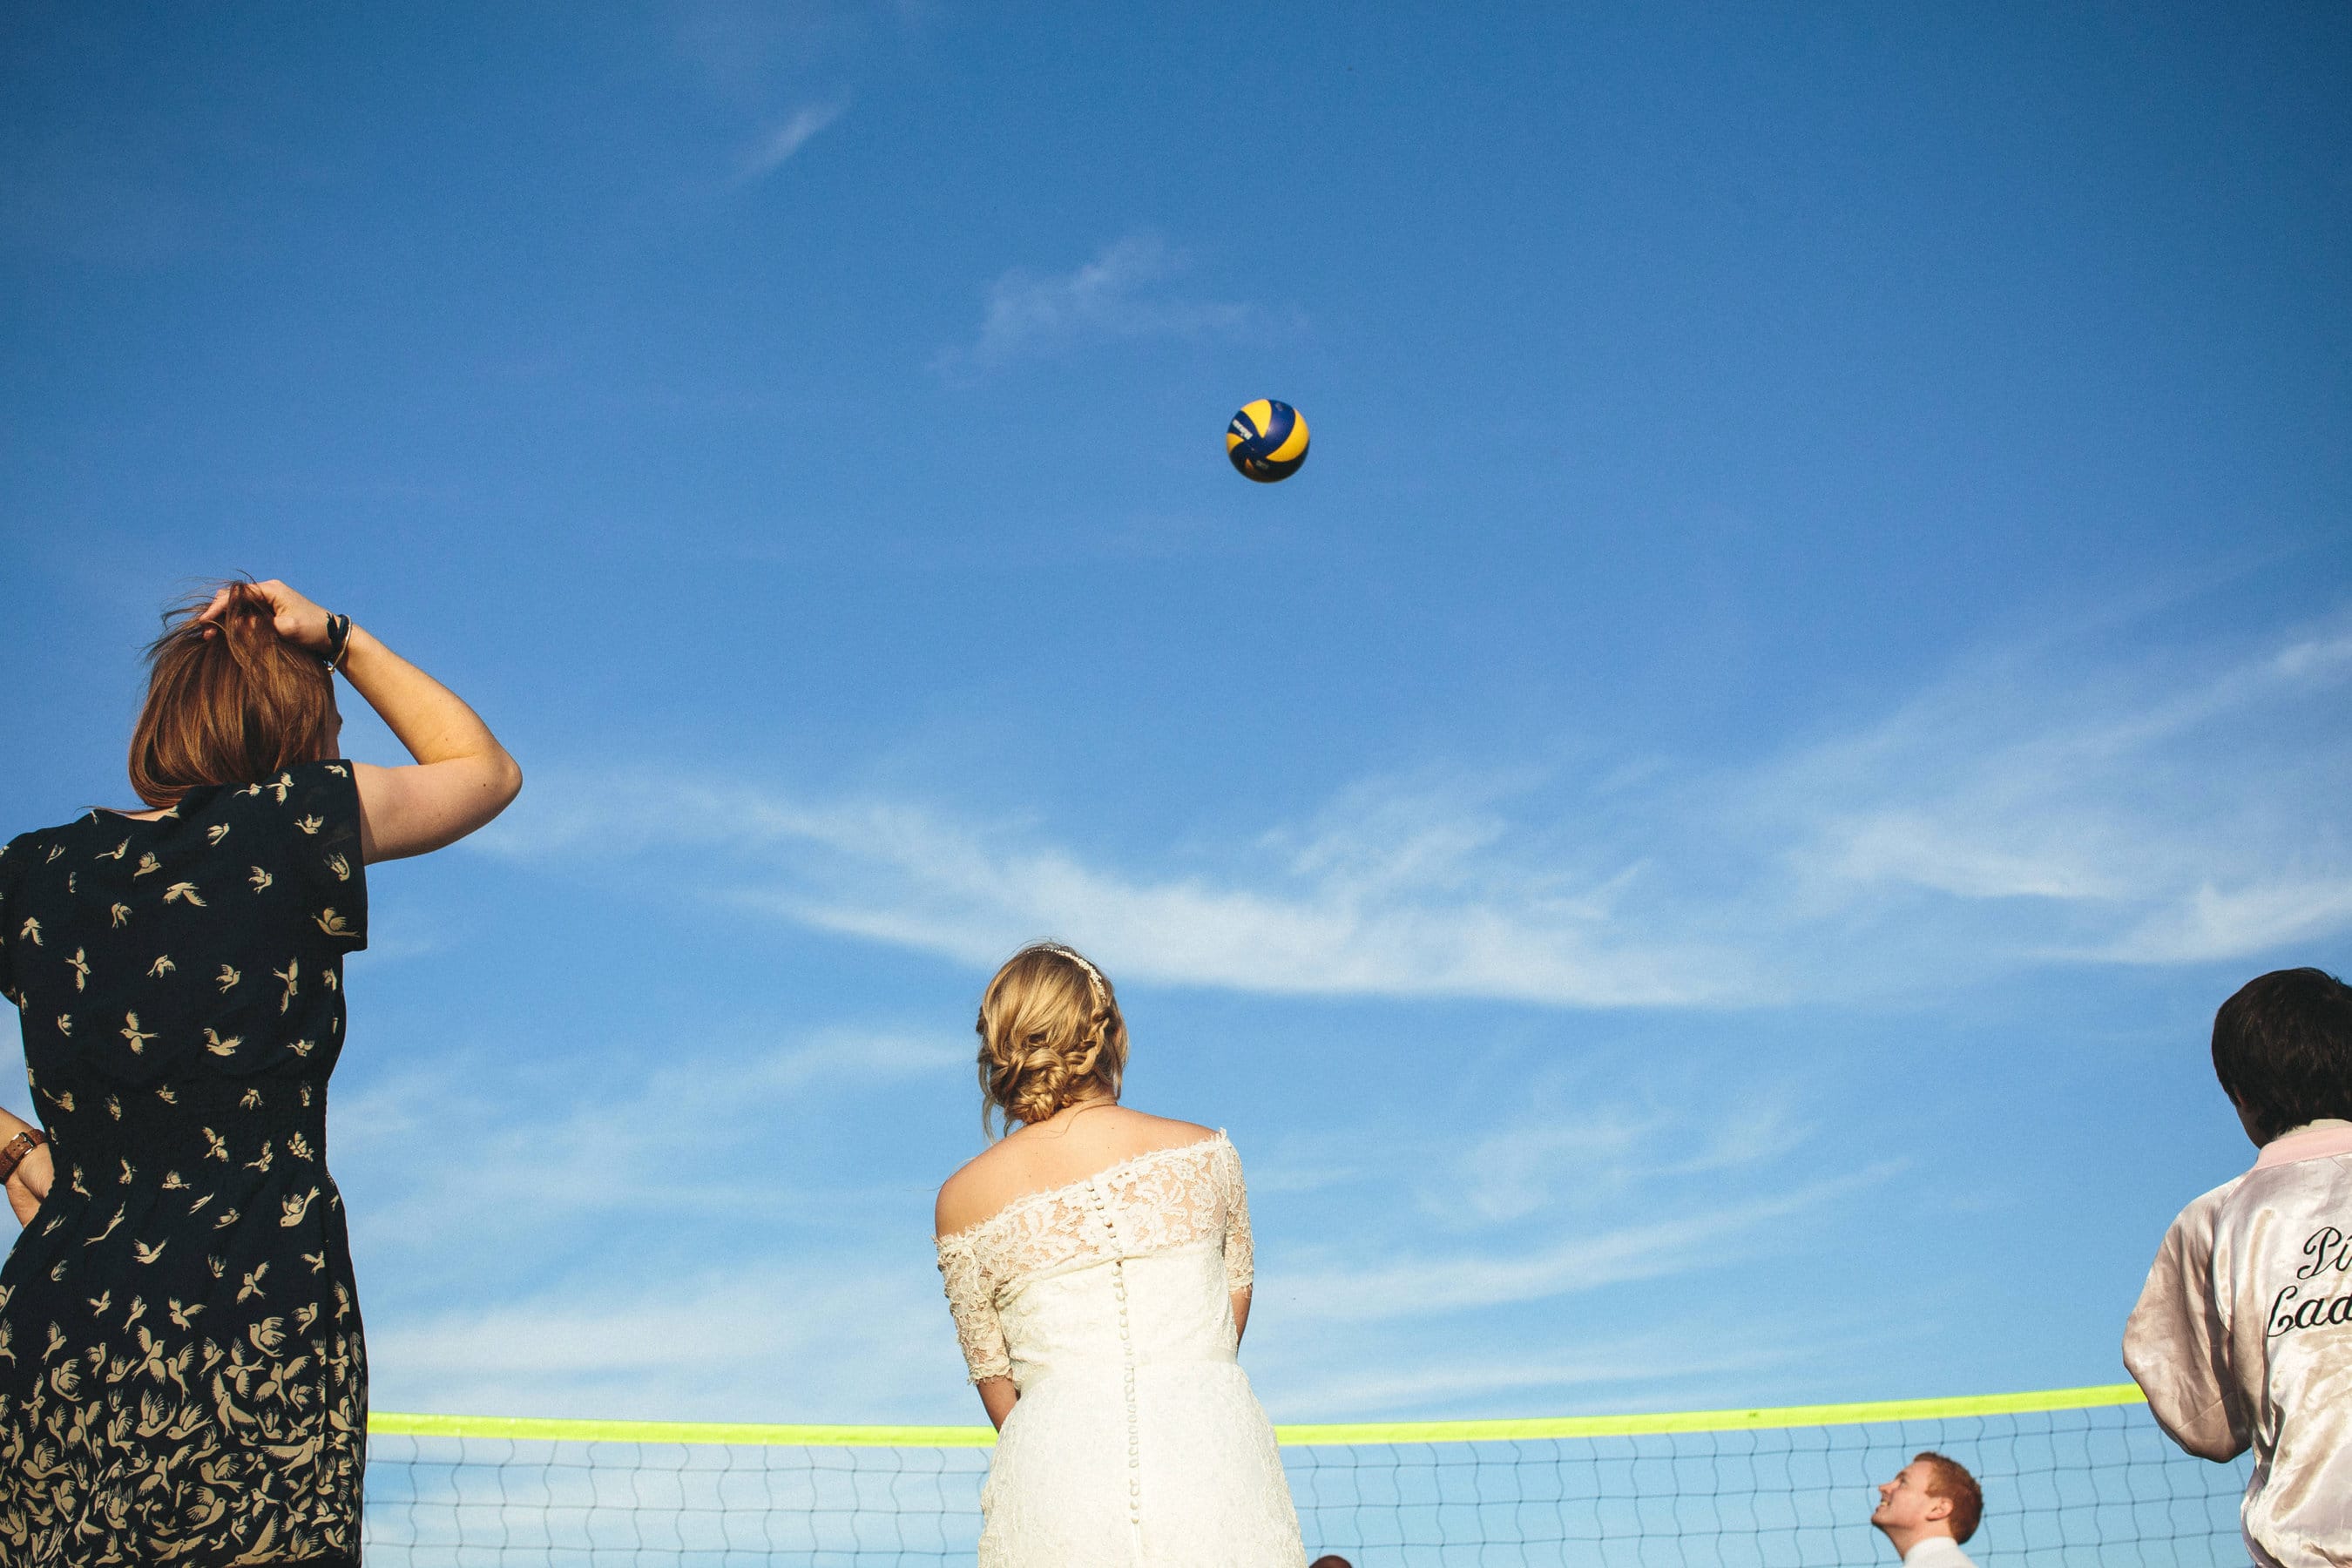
(1923, 1492, 1952, 1524)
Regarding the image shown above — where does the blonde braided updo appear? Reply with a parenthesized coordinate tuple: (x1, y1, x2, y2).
(976, 943, 1128, 1135)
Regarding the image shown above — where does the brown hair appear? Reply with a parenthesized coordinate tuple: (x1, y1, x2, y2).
(2212, 968, 2352, 1144)
(1912, 1451, 1983, 1543)
(127, 582, 335, 808)
(976, 944, 1128, 1134)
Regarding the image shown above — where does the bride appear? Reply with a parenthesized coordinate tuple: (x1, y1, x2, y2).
(935, 943, 1308, 1566)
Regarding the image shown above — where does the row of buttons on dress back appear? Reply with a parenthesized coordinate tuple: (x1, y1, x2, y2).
(1084, 1176, 1146, 1546)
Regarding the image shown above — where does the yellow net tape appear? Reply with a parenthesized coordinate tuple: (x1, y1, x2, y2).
(370, 1382, 2146, 1450)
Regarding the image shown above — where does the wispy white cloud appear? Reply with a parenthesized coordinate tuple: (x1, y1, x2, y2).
(1448, 1094, 1813, 1225)
(335, 1018, 977, 1419)
(480, 608, 2352, 1007)
(1279, 1163, 1896, 1325)
(335, 1023, 962, 1255)
(488, 777, 1740, 1006)
(933, 234, 1249, 379)
(734, 100, 847, 182)
(344, 1037, 1864, 1422)
(1231, 1083, 1887, 1417)
(673, 0, 898, 102)
(369, 1263, 966, 1422)
(1450, 1112, 1665, 1226)
(750, 1024, 966, 1088)
(1761, 616, 2352, 970)
(2094, 878, 2352, 965)
(1262, 1326, 1814, 1418)
(2274, 630, 2352, 681)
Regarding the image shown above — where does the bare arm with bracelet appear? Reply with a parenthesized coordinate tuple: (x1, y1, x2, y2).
(0, 580, 523, 1233)
(199, 579, 524, 863)
(0, 1111, 48, 1227)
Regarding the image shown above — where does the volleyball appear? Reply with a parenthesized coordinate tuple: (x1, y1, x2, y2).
(1226, 398, 1310, 483)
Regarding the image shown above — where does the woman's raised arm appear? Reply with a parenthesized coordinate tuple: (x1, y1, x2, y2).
(204, 578, 524, 863)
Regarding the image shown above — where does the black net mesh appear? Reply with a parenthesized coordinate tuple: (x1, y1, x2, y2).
(362, 1399, 2250, 1566)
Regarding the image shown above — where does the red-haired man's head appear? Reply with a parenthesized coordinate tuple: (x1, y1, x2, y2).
(1872, 1451, 1982, 1549)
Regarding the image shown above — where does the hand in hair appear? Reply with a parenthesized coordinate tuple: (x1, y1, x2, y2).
(197, 578, 335, 652)
(202, 578, 523, 863)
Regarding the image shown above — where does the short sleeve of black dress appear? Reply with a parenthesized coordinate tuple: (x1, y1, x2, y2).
(282, 758, 368, 958)
(0, 760, 373, 1567)
(0, 831, 29, 1010)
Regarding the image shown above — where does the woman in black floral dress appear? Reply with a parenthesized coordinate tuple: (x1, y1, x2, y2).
(0, 579, 520, 1566)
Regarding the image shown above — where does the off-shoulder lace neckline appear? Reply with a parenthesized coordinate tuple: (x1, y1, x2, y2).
(939, 1131, 1229, 1247)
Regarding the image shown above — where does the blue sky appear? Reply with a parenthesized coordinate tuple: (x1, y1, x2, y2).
(2, 2, 2347, 1427)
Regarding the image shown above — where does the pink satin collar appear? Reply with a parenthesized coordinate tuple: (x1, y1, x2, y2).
(2254, 1119, 2352, 1170)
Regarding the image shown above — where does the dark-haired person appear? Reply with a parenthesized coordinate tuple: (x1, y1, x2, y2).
(2124, 967, 2352, 1568)
(0, 579, 520, 1565)
(1869, 1453, 1983, 1567)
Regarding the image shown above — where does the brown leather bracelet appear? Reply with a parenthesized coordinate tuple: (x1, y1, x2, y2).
(0, 1129, 46, 1186)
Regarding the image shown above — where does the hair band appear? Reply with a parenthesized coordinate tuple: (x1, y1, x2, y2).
(1047, 944, 1105, 992)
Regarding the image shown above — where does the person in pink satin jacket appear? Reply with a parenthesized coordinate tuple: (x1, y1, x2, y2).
(2124, 967, 2352, 1568)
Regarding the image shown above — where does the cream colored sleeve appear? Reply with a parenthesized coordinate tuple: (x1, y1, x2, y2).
(2122, 1185, 2250, 1463)
(1220, 1139, 1255, 1294)
(936, 1233, 1013, 1385)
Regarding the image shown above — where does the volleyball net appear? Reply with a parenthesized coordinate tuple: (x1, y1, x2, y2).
(362, 1383, 2247, 1566)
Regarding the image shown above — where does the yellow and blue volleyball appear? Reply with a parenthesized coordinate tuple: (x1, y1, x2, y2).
(1225, 398, 1309, 483)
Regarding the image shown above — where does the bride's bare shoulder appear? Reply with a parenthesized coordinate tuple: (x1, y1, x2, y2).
(936, 1143, 1024, 1239)
(934, 1112, 1225, 1237)
(1098, 1108, 1220, 1152)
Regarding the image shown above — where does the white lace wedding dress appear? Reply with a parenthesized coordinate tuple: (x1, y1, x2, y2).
(936, 1132, 1307, 1566)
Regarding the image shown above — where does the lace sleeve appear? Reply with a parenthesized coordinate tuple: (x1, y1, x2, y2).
(936, 1232, 1013, 1384)
(1219, 1138, 1254, 1294)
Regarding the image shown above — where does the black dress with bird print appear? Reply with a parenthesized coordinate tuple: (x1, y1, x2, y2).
(0, 760, 369, 1566)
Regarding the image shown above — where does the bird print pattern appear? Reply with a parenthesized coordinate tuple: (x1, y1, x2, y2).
(0, 760, 368, 1566)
